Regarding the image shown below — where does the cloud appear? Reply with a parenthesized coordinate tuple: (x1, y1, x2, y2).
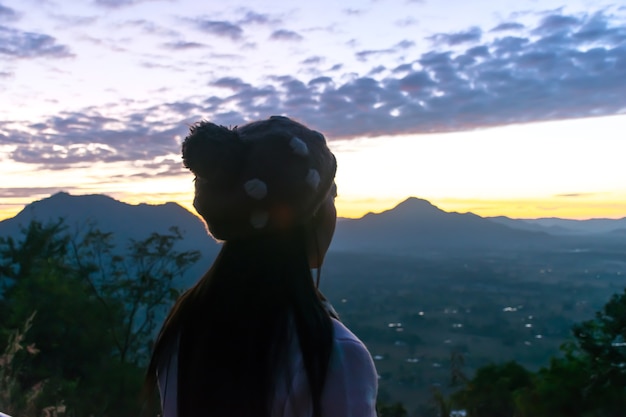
(93, 0, 161, 8)
(161, 40, 206, 50)
(50, 13, 98, 27)
(120, 19, 179, 38)
(178, 10, 626, 139)
(0, 105, 198, 166)
(237, 10, 280, 26)
(269, 29, 303, 41)
(395, 40, 415, 49)
(128, 158, 187, 178)
(195, 19, 244, 41)
(534, 14, 581, 34)
(343, 8, 366, 16)
(429, 27, 482, 46)
(356, 40, 415, 62)
(3, 9, 626, 168)
(301, 56, 325, 65)
(491, 22, 525, 32)
(0, 187, 81, 198)
(95, 0, 133, 6)
(212, 77, 252, 91)
(0, 3, 19, 21)
(554, 193, 596, 198)
(355, 48, 395, 61)
(0, 26, 73, 58)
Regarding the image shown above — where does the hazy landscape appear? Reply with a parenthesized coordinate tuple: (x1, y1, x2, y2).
(1, 192, 624, 414)
(3, 0, 626, 415)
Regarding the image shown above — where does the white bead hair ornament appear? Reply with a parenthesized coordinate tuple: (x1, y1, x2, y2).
(305, 169, 320, 190)
(289, 136, 309, 156)
(244, 179, 267, 200)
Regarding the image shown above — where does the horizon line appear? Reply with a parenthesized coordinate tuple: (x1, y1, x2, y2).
(1, 191, 625, 223)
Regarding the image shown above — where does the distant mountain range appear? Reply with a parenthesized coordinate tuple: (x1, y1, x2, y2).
(488, 215, 626, 235)
(0, 192, 220, 287)
(331, 198, 557, 254)
(1, 193, 625, 268)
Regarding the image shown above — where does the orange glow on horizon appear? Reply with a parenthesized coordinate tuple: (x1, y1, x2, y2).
(320, 195, 626, 220)
(2, 194, 626, 224)
(429, 197, 626, 220)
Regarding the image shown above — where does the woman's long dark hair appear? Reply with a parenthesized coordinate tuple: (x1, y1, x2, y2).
(145, 225, 334, 417)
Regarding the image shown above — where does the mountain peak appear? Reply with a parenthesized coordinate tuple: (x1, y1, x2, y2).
(383, 197, 445, 218)
(395, 197, 440, 211)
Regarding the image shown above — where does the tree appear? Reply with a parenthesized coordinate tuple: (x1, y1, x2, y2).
(572, 289, 626, 386)
(377, 401, 409, 417)
(448, 289, 626, 417)
(516, 347, 590, 417)
(0, 220, 114, 415)
(451, 360, 533, 417)
(0, 219, 201, 416)
(70, 226, 200, 365)
(569, 288, 626, 416)
(0, 312, 50, 417)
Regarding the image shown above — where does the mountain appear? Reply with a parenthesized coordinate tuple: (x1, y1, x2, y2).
(2, 193, 624, 264)
(0, 192, 219, 287)
(489, 215, 626, 235)
(332, 197, 557, 255)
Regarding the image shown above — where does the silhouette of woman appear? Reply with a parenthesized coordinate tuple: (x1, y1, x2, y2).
(145, 116, 378, 417)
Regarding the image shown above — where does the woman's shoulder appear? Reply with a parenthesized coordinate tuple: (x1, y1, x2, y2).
(324, 319, 379, 416)
(330, 318, 375, 366)
(331, 318, 363, 343)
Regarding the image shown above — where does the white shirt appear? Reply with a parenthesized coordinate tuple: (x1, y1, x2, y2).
(158, 318, 378, 416)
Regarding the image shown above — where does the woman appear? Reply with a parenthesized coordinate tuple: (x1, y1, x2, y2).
(145, 116, 378, 417)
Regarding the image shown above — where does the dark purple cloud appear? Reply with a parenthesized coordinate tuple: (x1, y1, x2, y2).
(212, 77, 252, 91)
(301, 56, 324, 65)
(132, 158, 187, 178)
(369, 65, 387, 75)
(0, 3, 18, 21)
(0, 187, 82, 198)
(161, 40, 206, 50)
(2, 106, 197, 166)
(195, 20, 243, 41)
(396, 40, 416, 49)
(429, 27, 482, 46)
(356, 40, 415, 62)
(491, 22, 525, 32)
(237, 11, 280, 26)
(534, 14, 581, 34)
(269, 29, 303, 41)
(93, 0, 158, 8)
(3, 9, 626, 168)
(355, 48, 395, 61)
(189, 10, 626, 139)
(0, 26, 73, 58)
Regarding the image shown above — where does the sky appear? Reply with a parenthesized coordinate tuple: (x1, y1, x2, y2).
(1, 0, 626, 221)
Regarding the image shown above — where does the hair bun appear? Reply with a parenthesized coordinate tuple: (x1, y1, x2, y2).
(182, 122, 244, 184)
(183, 116, 336, 241)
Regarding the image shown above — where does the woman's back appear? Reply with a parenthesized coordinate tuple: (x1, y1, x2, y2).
(145, 116, 378, 417)
(159, 319, 378, 417)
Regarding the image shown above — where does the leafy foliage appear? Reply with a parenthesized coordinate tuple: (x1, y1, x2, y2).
(450, 289, 626, 417)
(0, 220, 200, 416)
(0, 312, 48, 417)
(377, 401, 409, 417)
